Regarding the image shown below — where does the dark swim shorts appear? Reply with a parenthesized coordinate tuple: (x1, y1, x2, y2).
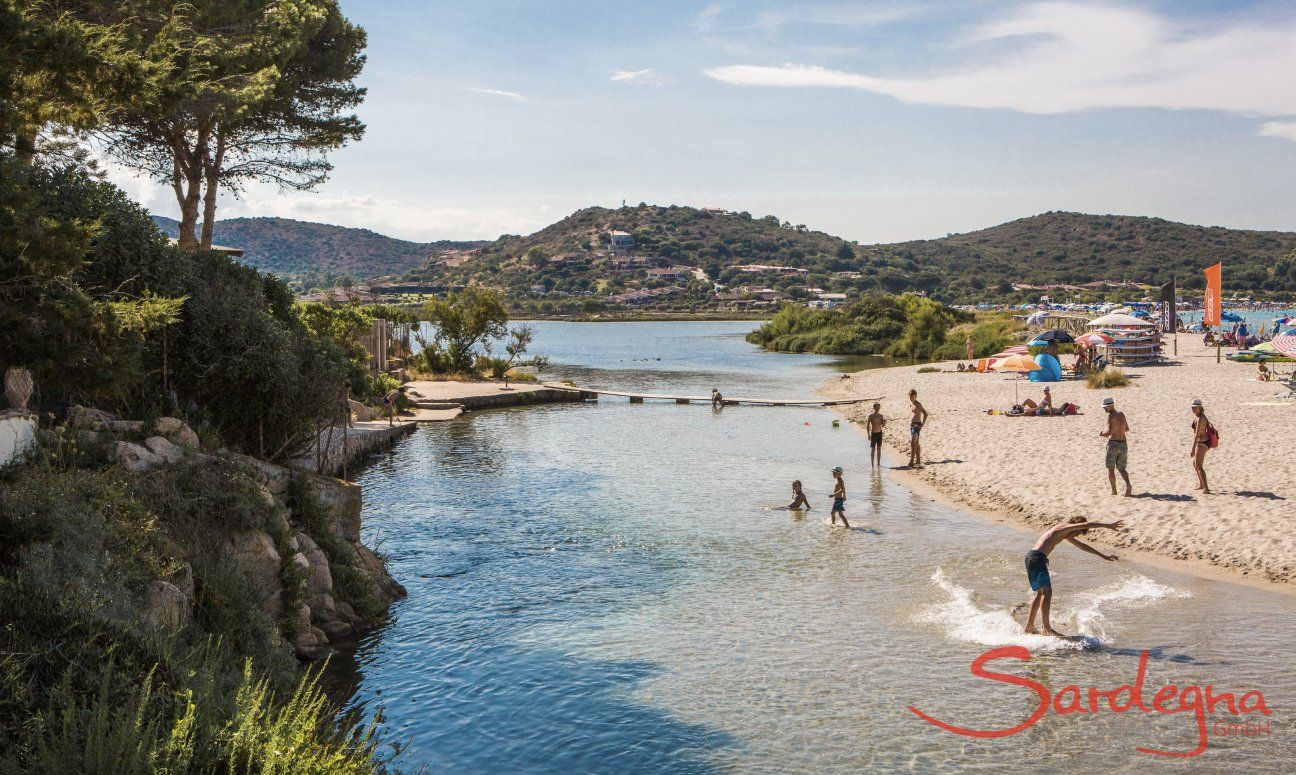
(869, 431, 883, 448)
(832, 497, 845, 512)
(1025, 549, 1051, 591)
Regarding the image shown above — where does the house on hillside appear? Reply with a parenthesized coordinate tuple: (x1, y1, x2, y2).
(646, 267, 689, 281)
(608, 230, 635, 255)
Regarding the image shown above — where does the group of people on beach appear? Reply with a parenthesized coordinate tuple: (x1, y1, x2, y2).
(1098, 396, 1217, 496)
(781, 467, 850, 528)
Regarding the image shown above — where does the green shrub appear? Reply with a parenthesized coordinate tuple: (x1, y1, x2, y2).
(1086, 367, 1131, 389)
(916, 366, 942, 374)
(747, 293, 972, 358)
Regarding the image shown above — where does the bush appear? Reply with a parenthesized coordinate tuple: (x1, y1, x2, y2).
(748, 293, 972, 358)
(916, 366, 942, 373)
(1087, 367, 1131, 389)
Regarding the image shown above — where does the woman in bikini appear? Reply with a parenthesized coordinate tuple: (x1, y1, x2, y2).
(1190, 399, 1213, 494)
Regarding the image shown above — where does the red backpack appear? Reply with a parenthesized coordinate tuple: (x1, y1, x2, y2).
(1206, 424, 1220, 449)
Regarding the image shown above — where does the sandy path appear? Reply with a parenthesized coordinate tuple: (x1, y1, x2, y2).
(822, 338, 1296, 586)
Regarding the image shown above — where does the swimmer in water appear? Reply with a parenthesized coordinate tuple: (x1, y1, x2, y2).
(1024, 516, 1125, 636)
(783, 480, 811, 510)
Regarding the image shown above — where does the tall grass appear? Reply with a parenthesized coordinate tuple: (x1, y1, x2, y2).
(1086, 367, 1131, 389)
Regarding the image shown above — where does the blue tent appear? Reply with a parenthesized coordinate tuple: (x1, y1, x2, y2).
(1028, 352, 1062, 382)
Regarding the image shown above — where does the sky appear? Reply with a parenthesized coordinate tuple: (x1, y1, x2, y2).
(113, 0, 1296, 245)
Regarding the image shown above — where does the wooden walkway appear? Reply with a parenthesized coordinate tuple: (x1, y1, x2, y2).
(542, 383, 877, 407)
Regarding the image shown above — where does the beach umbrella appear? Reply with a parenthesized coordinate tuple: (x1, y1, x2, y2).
(1131, 310, 1151, 319)
(1002, 345, 1029, 354)
(1030, 329, 1075, 345)
(992, 354, 1042, 403)
(1088, 312, 1153, 328)
(1075, 332, 1113, 346)
(1221, 312, 1244, 323)
(1274, 333, 1296, 358)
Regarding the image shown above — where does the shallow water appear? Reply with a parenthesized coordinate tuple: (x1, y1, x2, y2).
(341, 321, 1293, 772)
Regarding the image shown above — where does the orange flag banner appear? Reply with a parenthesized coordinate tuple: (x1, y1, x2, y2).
(1203, 263, 1222, 326)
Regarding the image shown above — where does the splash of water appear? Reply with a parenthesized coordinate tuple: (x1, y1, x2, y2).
(916, 568, 1188, 652)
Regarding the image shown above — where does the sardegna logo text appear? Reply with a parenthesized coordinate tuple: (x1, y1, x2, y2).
(908, 646, 1272, 758)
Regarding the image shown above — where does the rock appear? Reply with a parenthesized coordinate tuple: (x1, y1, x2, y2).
(108, 420, 145, 434)
(309, 563, 333, 595)
(154, 417, 200, 449)
(4, 366, 33, 409)
(143, 436, 184, 464)
(115, 441, 158, 472)
(321, 619, 353, 639)
(0, 410, 36, 468)
(354, 543, 407, 600)
(227, 529, 283, 617)
(141, 580, 188, 629)
(292, 626, 331, 660)
(348, 398, 374, 422)
(68, 405, 117, 429)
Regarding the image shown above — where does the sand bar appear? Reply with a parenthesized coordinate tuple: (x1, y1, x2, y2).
(823, 338, 1296, 587)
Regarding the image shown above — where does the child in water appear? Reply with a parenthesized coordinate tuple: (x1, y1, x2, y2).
(830, 466, 850, 528)
(783, 480, 811, 510)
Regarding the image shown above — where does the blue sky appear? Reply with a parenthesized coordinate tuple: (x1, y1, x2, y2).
(118, 0, 1296, 244)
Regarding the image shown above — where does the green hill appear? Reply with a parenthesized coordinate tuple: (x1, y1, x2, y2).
(396, 206, 1296, 302)
(151, 215, 485, 282)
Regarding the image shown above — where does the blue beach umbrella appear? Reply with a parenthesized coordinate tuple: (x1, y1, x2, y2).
(1221, 312, 1243, 323)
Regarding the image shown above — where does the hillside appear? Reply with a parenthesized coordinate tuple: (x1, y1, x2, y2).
(394, 206, 1296, 304)
(151, 215, 485, 282)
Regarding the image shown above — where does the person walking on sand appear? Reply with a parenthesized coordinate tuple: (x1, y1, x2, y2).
(908, 389, 928, 468)
(866, 402, 886, 467)
(783, 480, 811, 511)
(830, 466, 850, 528)
(1100, 397, 1132, 496)
(965, 334, 975, 360)
(1024, 516, 1125, 636)
(1190, 399, 1214, 494)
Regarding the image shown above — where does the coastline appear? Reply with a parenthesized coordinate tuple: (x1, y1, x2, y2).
(821, 338, 1296, 595)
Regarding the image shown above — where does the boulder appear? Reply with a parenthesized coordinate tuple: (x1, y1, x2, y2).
(68, 405, 116, 429)
(347, 399, 374, 422)
(115, 441, 158, 472)
(320, 619, 353, 640)
(143, 436, 184, 464)
(0, 410, 36, 467)
(292, 626, 331, 660)
(141, 580, 188, 629)
(227, 530, 283, 617)
(154, 417, 200, 449)
(354, 543, 407, 600)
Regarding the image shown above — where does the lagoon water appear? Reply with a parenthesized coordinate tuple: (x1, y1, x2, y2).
(341, 322, 1294, 773)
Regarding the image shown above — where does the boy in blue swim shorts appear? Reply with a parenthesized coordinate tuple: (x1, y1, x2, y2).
(830, 466, 850, 528)
(1024, 516, 1125, 636)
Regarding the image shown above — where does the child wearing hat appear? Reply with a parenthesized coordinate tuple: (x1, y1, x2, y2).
(830, 466, 850, 528)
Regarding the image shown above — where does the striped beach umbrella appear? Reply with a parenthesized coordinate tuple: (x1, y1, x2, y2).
(1273, 333, 1296, 359)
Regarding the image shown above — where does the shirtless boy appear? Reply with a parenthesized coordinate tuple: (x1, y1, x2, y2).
(908, 390, 928, 468)
(866, 403, 886, 467)
(1100, 397, 1132, 496)
(1024, 516, 1125, 635)
(830, 466, 850, 528)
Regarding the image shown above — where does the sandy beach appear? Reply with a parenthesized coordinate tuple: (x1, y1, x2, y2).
(824, 338, 1296, 587)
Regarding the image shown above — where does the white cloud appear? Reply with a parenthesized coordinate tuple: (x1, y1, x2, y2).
(750, 3, 918, 31)
(694, 3, 725, 33)
(704, 3, 1296, 116)
(1258, 121, 1296, 142)
(466, 86, 528, 101)
(609, 68, 668, 86)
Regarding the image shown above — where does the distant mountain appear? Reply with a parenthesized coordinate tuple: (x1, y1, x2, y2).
(151, 216, 486, 280)
(396, 205, 1296, 300)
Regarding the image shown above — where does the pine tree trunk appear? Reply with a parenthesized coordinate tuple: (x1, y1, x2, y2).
(199, 132, 226, 249)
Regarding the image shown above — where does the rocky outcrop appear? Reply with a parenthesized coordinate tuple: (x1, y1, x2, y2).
(72, 407, 406, 661)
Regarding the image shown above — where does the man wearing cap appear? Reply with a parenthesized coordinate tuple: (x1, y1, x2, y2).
(830, 466, 850, 528)
(1100, 397, 1132, 496)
